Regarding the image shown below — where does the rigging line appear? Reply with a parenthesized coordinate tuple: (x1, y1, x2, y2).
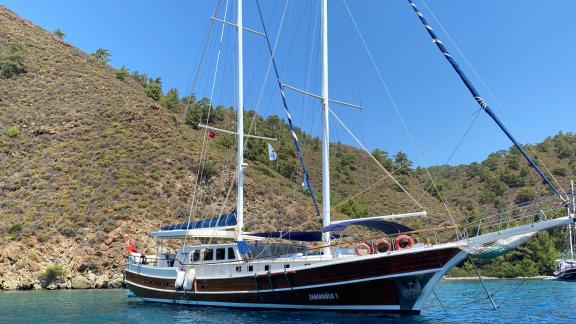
(244, 0, 282, 110)
(242, 119, 322, 231)
(256, 0, 321, 217)
(407, 0, 565, 201)
(180, 0, 221, 223)
(334, 106, 483, 214)
(245, 0, 288, 140)
(300, 0, 318, 129)
(331, 175, 388, 213)
(184, 0, 230, 245)
(216, 0, 289, 223)
(329, 108, 424, 210)
(181, 0, 222, 123)
(341, 0, 459, 235)
(446, 108, 482, 164)
(419, 0, 567, 197)
(278, 1, 312, 76)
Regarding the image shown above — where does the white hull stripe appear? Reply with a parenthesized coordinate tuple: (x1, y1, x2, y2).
(138, 297, 402, 311)
(126, 267, 441, 295)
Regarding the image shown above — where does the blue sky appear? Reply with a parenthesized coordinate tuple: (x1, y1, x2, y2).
(3, 0, 575, 167)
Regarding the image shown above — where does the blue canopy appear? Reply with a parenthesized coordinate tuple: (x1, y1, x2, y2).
(323, 219, 411, 234)
(236, 240, 251, 255)
(160, 210, 237, 231)
(250, 231, 342, 242)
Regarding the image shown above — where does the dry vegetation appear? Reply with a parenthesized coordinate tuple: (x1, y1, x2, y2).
(1, 5, 576, 287)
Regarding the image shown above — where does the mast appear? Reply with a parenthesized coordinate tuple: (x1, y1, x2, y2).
(321, 0, 331, 256)
(235, 0, 245, 241)
(570, 180, 574, 259)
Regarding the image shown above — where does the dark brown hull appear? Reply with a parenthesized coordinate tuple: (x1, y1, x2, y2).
(125, 246, 464, 313)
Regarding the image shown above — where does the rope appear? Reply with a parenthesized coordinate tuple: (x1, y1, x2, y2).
(184, 0, 230, 246)
(329, 108, 424, 210)
(406, 0, 564, 201)
(256, 0, 321, 217)
(341, 0, 461, 238)
(419, 0, 567, 196)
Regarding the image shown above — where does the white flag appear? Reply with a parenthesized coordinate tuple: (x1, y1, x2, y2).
(268, 143, 277, 161)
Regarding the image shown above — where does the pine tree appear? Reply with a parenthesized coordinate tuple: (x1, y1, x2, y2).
(160, 88, 180, 112)
(146, 77, 162, 101)
(91, 48, 111, 64)
(53, 29, 66, 40)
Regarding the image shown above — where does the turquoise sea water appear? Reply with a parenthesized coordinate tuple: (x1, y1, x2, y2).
(0, 279, 574, 323)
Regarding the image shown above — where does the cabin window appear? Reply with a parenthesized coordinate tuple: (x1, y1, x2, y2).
(248, 265, 253, 272)
(264, 265, 270, 271)
(235, 266, 242, 272)
(216, 248, 226, 260)
(227, 247, 236, 260)
(284, 264, 290, 269)
(192, 250, 201, 262)
(203, 249, 214, 261)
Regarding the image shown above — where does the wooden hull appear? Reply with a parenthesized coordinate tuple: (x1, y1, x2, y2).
(125, 246, 465, 314)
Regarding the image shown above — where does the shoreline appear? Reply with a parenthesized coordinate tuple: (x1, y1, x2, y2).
(1, 276, 558, 292)
(443, 275, 554, 280)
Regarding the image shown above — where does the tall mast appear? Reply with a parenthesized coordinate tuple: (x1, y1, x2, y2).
(570, 180, 574, 259)
(321, 0, 331, 256)
(235, 0, 245, 241)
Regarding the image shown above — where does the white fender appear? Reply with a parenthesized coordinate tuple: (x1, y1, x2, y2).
(175, 270, 186, 289)
(183, 268, 196, 291)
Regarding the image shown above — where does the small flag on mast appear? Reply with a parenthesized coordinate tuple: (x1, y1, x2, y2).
(268, 143, 277, 161)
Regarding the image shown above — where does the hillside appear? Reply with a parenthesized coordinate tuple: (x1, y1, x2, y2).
(1, 5, 575, 289)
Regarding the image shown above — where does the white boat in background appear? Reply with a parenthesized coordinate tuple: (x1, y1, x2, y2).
(555, 183, 576, 281)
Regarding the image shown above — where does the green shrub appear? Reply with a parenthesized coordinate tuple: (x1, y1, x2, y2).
(500, 171, 525, 188)
(40, 264, 67, 285)
(116, 65, 130, 80)
(337, 198, 369, 219)
(4, 126, 21, 138)
(130, 71, 149, 87)
(552, 167, 567, 176)
(8, 224, 22, 235)
(27, 252, 40, 263)
(193, 162, 217, 184)
(0, 42, 26, 78)
(515, 188, 536, 204)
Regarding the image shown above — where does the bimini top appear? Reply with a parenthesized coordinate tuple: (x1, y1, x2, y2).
(160, 210, 237, 231)
(323, 218, 412, 234)
(250, 231, 342, 242)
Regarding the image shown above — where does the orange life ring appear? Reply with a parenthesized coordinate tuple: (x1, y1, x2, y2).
(354, 242, 372, 256)
(375, 239, 392, 253)
(395, 234, 413, 250)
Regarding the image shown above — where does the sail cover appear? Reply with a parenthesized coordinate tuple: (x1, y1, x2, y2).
(250, 231, 342, 242)
(160, 210, 237, 231)
(323, 219, 411, 234)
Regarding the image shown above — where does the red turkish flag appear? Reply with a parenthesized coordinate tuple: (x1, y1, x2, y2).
(124, 236, 138, 253)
